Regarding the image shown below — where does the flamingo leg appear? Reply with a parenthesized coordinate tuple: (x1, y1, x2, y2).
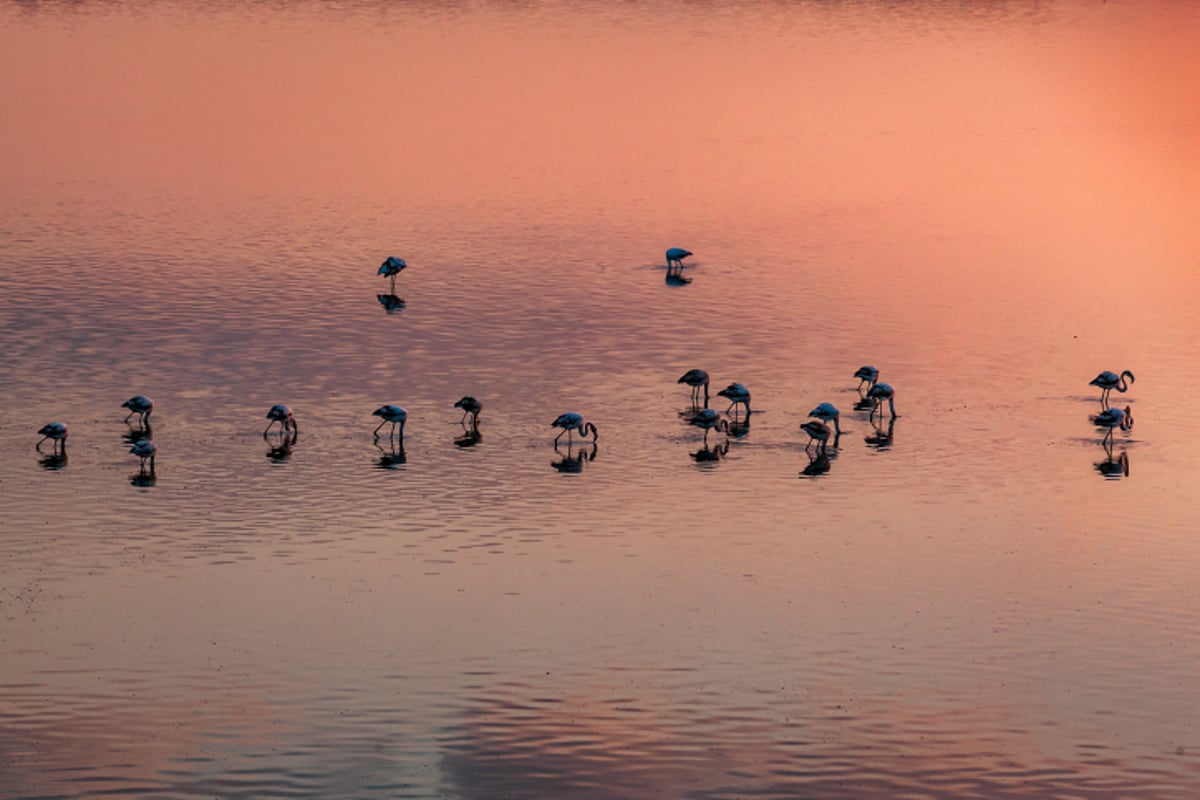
(373, 420, 388, 436)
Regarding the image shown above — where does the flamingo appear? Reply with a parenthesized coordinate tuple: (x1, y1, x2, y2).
(691, 408, 730, 442)
(808, 402, 842, 434)
(378, 256, 407, 292)
(264, 403, 297, 434)
(1092, 405, 1133, 441)
(36, 422, 68, 453)
(129, 439, 157, 471)
(551, 412, 598, 444)
(677, 368, 710, 407)
(1089, 370, 1134, 406)
(454, 396, 482, 426)
(372, 405, 408, 438)
(666, 247, 692, 271)
(121, 395, 154, 426)
(854, 366, 879, 391)
(717, 383, 751, 415)
(866, 383, 897, 419)
(800, 419, 833, 451)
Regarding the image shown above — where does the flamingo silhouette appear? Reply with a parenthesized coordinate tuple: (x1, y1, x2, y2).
(866, 383, 897, 420)
(1089, 370, 1134, 406)
(678, 369, 710, 407)
(373, 405, 408, 438)
(36, 422, 68, 454)
(551, 412, 598, 444)
(264, 404, 297, 434)
(378, 256, 407, 292)
(122, 395, 154, 426)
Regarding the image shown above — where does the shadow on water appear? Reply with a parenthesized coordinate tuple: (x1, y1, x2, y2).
(376, 293, 406, 314)
(1094, 440, 1131, 479)
(374, 439, 407, 469)
(454, 423, 482, 448)
(130, 466, 156, 487)
(264, 430, 298, 462)
(864, 418, 894, 450)
(800, 447, 832, 478)
(38, 450, 68, 471)
(691, 440, 729, 468)
(551, 442, 596, 474)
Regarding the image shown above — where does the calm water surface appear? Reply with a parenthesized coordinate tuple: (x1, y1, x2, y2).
(2, 1, 1199, 797)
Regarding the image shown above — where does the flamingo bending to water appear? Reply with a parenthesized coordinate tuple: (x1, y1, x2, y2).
(37, 422, 68, 453)
(373, 405, 408, 438)
(454, 396, 482, 426)
(717, 383, 751, 415)
(551, 412, 598, 444)
(122, 395, 154, 426)
(866, 383, 897, 419)
(264, 404, 297, 434)
(678, 369, 710, 407)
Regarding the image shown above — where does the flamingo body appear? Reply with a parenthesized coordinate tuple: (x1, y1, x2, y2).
(373, 405, 408, 437)
(37, 422, 69, 452)
(1093, 405, 1133, 434)
(1089, 370, 1134, 404)
(717, 383, 751, 414)
(129, 438, 157, 470)
(808, 402, 842, 434)
(678, 368, 710, 406)
(665, 248, 692, 269)
(691, 408, 729, 440)
(378, 256, 407, 291)
(854, 366, 879, 390)
(264, 403, 297, 434)
(454, 396, 482, 425)
(800, 420, 833, 449)
(551, 412, 598, 444)
(866, 383, 897, 419)
(121, 395, 154, 425)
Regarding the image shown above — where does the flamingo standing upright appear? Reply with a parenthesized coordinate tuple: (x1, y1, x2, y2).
(373, 405, 408, 438)
(36, 422, 68, 453)
(551, 412, 598, 444)
(264, 404, 297, 434)
(678, 369, 710, 407)
(1089, 370, 1134, 406)
(121, 395, 154, 426)
(378, 256, 407, 292)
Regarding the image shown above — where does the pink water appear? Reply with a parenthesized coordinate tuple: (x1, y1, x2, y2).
(2, 1, 1199, 797)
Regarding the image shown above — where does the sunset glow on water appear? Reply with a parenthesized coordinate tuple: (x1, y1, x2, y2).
(2, 1, 1199, 797)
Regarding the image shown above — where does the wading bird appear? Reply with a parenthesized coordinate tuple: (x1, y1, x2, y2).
(264, 403, 297, 434)
(800, 419, 834, 451)
(129, 439, 157, 471)
(372, 405, 408, 438)
(121, 395, 154, 426)
(808, 402, 842, 434)
(551, 412, 598, 444)
(678, 368, 710, 407)
(1089, 370, 1134, 406)
(36, 422, 68, 453)
(1092, 405, 1133, 442)
(717, 383, 751, 415)
(691, 408, 729, 443)
(666, 247, 692, 271)
(866, 383, 897, 419)
(854, 366, 879, 391)
(378, 256, 407, 292)
(454, 396, 482, 426)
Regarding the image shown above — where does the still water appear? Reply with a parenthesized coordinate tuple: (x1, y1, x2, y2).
(2, 1, 1199, 797)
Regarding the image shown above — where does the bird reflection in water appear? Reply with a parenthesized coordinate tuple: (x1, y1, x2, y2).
(39, 451, 68, 471)
(455, 423, 482, 448)
(122, 424, 153, 444)
(691, 440, 729, 468)
(374, 439, 407, 470)
(864, 418, 894, 449)
(1094, 438, 1131, 479)
(264, 430, 298, 462)
(664, 247, 692, 285)
(551, 442, 597, 474)
(377, 294, 406, 314)
(665, 270, 691, 286)
(799, 448, 832, 478)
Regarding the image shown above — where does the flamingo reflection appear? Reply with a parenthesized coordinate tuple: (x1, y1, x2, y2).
(377, 293, 406, 314)
(1094, 438, 1130, 479)
(264, 429, 298, 462)
(455, 423, 482, 448)
(864, 417, 894, 449)
(800, 448, 832, 478)
(552, 442, 596, 474)
(374, 439, 407, 469)
(691, 440, 729, 467)
(1089, 369, 1134, 407)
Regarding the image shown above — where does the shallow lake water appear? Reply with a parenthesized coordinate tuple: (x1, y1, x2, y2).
(2, 1, 1199, 797)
